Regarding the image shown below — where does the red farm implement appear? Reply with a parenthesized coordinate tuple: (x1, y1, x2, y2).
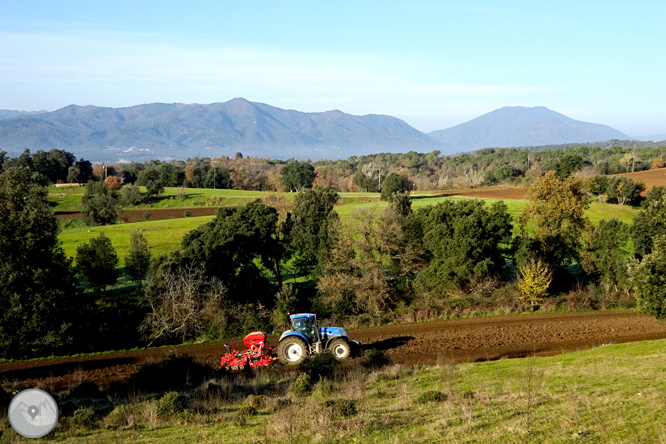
(220, 331, 274, 370)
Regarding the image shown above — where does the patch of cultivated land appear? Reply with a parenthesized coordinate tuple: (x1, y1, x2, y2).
(2, 311, 664, 391)
(612, 167, 666, 192)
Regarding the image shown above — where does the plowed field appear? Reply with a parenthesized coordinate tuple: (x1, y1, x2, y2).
(2, 311, 665, 390)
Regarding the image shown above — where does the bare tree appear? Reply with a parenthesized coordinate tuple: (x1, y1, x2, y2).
(140, 264, 226, 345)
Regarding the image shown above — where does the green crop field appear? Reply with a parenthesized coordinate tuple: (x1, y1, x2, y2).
(56, 188, 639, 262)
(34, 338, 666, 443)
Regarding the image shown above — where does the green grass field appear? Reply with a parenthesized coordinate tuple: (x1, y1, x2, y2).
(56, 188, 639, 262)
(29, 338, 666, 443)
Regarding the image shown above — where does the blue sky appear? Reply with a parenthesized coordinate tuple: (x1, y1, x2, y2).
(1, 0, 664, 136)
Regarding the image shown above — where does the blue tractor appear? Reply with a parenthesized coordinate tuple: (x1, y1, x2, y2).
(277, 313, 359, 365)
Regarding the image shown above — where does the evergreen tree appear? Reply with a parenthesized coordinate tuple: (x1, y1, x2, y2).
(0, 166, 81, 358)
(75, 233, 120, 294)
(125, 231, 152, 283)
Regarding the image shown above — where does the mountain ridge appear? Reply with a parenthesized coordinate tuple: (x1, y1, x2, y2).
(0, 100, 637, 162)
(429, 106, 632, 152)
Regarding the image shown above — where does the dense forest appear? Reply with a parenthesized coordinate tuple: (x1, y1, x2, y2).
(1, 145, 666, 360)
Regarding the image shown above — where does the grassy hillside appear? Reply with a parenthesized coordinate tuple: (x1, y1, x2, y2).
(30, 338, 666, 443)
(56, 188, 639, 262)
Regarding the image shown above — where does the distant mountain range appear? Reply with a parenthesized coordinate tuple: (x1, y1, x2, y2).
(0, 100, 656, 162)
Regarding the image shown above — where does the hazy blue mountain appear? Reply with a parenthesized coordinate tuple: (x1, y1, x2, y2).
(635, 133, 666, 142)
(429, 106, 631, 151)
(0, 109, 49, 120)
(0, 99, 446, 162)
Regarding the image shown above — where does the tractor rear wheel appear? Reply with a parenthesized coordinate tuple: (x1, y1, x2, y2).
(328, 338, 351, 360)
(278, 337, 309, 365)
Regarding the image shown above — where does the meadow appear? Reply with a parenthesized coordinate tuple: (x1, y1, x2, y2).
(54, 187, 639, 262)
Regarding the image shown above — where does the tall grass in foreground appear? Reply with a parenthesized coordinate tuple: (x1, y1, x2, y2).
(10, 339, 666, 443)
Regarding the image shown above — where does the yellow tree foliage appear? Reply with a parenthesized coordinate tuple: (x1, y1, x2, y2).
(520, 171, 592, 269)
(517, 258, 552, 307)
(652, 158, 665, 169)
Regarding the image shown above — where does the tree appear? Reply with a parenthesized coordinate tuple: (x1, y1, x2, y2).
(605, 176, 645, 205)
(75, 233, 119, 294)
(409, 199, 513, 292)
(81, 181, 122, 226)
(318, 207, 423, 317)
(0, 166, 81, 358)
(380, 173, 410, 201)
(105, 175, 122, 191)
(620, 152, 636, 173)
(280, 161, 316, 192)
(554, 154, 584, 179)
(586, 175, 609, 202)
(289, 187, 339, 277)
(652, 158, 665, 169)
(517, 171, 591, 268)
(590, 219, 629, 293)
(125, 231, 151, 283)
(387, 190, 412, 217)
(517, 258, 552, 308)
(627, 236, 666, 319)
(119, 184, 144, 206)
(631, 185, 666, 258)
(140, 264, 226, 345)
(137, 169, 165, 198)
(180, 200, 283, 303)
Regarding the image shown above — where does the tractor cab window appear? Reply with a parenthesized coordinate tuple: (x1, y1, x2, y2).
(293, 317, 317, 342)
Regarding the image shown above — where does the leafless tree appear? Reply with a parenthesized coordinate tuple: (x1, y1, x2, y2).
(140, 264, 226, 345)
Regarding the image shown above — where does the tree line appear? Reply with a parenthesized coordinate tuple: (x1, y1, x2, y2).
(3, 144, 665, 195)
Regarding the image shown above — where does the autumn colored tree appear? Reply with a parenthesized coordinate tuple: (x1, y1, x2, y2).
(652, 158, 665, 169)
(517, 258, 552, 308)
(105, 175, 122, 191)
(517, 171, 591, 269)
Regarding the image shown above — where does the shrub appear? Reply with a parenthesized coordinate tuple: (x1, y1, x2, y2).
(313, 378, 335, 399)
(155, 391, 188, 418)
(69, 406, 97, 429)
(245, 394, 266, 410)
(104, 404, 138, 429)
(289, 373, 313, 396)
(362, 348, 390, 369)
(305, 351, 338, 382)
(325, 399, 357, 417)
(415, 391, 448, 404)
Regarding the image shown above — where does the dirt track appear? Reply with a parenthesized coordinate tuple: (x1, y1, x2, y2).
(2, 311, 666, 390)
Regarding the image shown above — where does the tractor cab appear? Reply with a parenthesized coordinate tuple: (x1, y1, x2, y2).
(290, 313, 319, 343)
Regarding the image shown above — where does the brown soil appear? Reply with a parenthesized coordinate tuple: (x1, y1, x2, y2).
(2, 311, 665, 390)
(55, 207, 220, 222)
(611, 168, 666, 193)
(431, 186, 528, 200)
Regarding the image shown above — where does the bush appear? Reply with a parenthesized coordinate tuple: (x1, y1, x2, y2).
(305, 351, 338, 382)
(69, 406, 97, 429)
(104, 404, 138, 429)
(362, 348, 390, 369)
(313, 378, 335, 399)
(156, 391, 188, 418)
(289, 373, 313, 396)
(245, 394, 266, 410)
(415, 390, 448, 404)
(325, 399, 357, 417)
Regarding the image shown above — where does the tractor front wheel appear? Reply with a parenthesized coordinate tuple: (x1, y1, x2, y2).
(278, 337, 309, 365)
(328, 338, 351, 360)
